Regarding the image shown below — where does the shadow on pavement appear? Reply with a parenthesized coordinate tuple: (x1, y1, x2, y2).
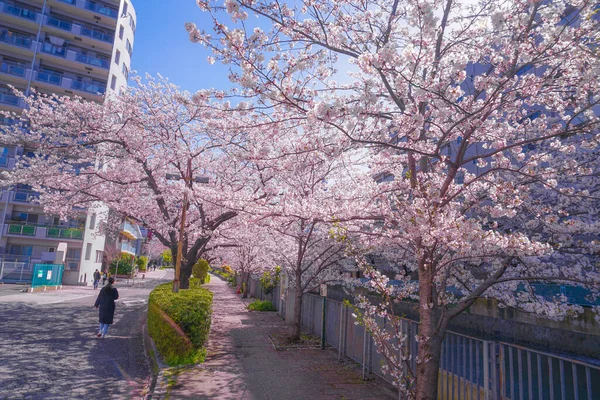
(0, 299, 149, 399)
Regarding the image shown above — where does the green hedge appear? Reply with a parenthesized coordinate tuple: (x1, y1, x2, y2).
(247, 300, 277, 311)
(147, 282, 213, 366)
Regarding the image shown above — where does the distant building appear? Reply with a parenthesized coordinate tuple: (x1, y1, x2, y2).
(0, 0, 136, 285)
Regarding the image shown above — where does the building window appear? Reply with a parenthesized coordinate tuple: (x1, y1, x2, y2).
(122, 64, 128, 80)
(119, 25, 124, 40)
(95, 250, 103, 263)
(125, 39, 132, 56)
(48, 247, 56, 253)
(115, 50, 120, 65)
(129, 18, 136, 33)
(8, 245, 33, 256)
(11, 212, 38, 224)
(110, 75, 116, 90)
(85, 243, 92, 260)
(89, 213, 96, 230)
(122, 1, 128, 16)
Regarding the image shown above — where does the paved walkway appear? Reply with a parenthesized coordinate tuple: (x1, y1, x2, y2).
(155, 275, 396, 399)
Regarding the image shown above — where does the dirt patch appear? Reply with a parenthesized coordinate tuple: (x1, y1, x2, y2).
(268, 332, 327, 350)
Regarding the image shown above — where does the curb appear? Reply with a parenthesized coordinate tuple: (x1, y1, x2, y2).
(142, 316, 167, 399)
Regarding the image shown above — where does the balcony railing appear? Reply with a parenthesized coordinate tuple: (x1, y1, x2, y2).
(47, 16, 73, 31)
(2, 3, 38, 21)
(0, 92, 19, 106)
(36, 71, 63, 86)
(121, 242, 137, 254)
(40, 43, 66, 58)
(85, 1, 118, 18)
(46, 227, 84, 239)
(65, 258, 80, 270)
(74, 53, 109, 69)
(13, 189, 40, 203)
(7, 223, 36, 236)
(58, 0, 76, 4)
(0, 32, 33, 48)
(71, 80, 106, 95)
(80, 26, 113, 43)
(0, 62, 26, 77)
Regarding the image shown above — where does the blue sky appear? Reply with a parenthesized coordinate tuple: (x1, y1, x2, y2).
(130, 1, 232, 93)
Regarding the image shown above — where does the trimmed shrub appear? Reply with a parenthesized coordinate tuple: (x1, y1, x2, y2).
(192, 259, 210, 282)
(109, 254, 135, 276)
(247, 300, 277, 312)
(147, 282, 213, 366)
(136, 256, 149, 272)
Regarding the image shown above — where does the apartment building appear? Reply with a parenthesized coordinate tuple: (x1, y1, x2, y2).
(0, 0, 136, 285)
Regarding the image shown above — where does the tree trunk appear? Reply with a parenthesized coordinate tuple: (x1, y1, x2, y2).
(180, 259, 193, 289)
(242, 272, 249, 298)
(414, 323, 443, 400)
(414, 267, 446, 399)
(292, 277, 303, 341)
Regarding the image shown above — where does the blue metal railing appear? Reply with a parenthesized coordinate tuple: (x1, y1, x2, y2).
(2, 3, 37, 21)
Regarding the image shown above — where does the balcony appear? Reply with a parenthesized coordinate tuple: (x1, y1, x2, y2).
(120, 242, 137, 255)
(70, 80, 105, 95)
(0, 62, 27, 78)
(47, 15, 73, 32)
(74, 53, 109, 69)
(0, 155, 15, 169)
(0, 92, 20, 106)
(12, 188, 40, 203)
(7, 223, 36, 236)
(46, 226, 84, 240)
(0, 31, 34, 50)
(40, 42, 67, 58)
(80, 26, 113, 43)
(1, 2, 38, 21)
(84, 1, 118, 18)
(35, 71, 63, 86)
(120, 220, 141, 240)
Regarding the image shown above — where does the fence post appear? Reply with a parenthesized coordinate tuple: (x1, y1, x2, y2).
(338, 302, 344, 361)
(0, 258, 4, 280)
(321, 296, 327, 349)
(362, 327, 369, 380)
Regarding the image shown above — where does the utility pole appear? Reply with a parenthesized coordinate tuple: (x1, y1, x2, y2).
(173, 159, 192, 293)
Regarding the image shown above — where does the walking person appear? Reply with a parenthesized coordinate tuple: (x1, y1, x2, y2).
(94, 277, 119, 338)
(101, 269, 107, 286)
(93, 269, 101, 289)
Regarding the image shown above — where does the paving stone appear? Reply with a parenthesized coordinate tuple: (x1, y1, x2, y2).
(154, 276, 397, 399)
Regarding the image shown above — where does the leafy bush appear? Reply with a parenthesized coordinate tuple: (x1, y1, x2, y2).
(161, 249, 172, 266)
(136, 256, 148, 272)
(247, 300, 277, 312)
(109, 254, 135, 276)
(260, 266, 281, 295)
(147, 282, 213, 366)
(204, 274, 211, 284)
(192, 259, 210, 282)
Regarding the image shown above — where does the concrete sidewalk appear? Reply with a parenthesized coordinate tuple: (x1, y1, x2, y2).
(154, 275, 396, 400)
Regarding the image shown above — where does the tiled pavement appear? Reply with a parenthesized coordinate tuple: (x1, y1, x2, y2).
(153, 276, 397, 400)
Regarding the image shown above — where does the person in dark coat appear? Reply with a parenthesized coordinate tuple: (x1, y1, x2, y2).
(94, 277, 119, 338)
(93, 269, 101, 289)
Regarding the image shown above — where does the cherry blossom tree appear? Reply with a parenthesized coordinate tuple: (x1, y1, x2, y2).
(0, 76, 253, 289)
(240, 126, 356, 340)
(211, 224, 271, 298)
(186, 0, 600, 397)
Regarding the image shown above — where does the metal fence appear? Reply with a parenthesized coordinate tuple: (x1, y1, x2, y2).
(0, 257, 33, 283)
(298, 292, 600, 400)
